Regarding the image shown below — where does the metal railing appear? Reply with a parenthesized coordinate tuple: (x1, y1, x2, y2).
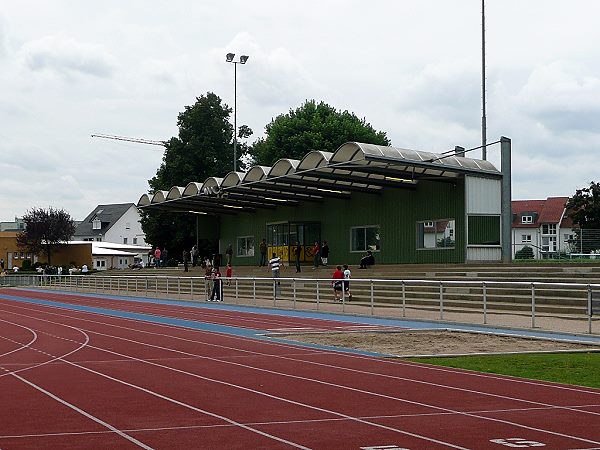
(2, 274, 599, 334)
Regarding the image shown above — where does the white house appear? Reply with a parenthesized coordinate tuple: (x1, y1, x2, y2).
(74, 203, 147, 246)
(512, 197, 576, 259)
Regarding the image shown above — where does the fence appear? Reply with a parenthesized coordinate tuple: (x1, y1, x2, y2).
(2, 274, 599, 335)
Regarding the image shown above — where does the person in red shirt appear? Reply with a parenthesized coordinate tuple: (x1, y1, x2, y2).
(225, 263, 233, 286)
(312, 241, 320, 269)
(332, 265, 344, 301)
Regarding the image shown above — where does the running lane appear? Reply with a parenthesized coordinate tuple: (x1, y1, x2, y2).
(1, 295, 599, 449)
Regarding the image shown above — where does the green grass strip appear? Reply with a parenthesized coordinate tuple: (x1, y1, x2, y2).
(408, 352, 600, 389)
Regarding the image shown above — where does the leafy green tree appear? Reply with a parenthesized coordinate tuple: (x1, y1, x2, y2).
(249, 100, 391, 165)
(567, 181, 600, 229)
(142, 92, 250, 257)
(16, 207, 75, 265)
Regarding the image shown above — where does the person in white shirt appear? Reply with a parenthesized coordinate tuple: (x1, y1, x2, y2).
(269, 253, 283, 297)
(343, 264, 352, 300)
(81, 264, 88, 273)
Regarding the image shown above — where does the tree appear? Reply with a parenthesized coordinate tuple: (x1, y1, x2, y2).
(249, 100, 391, 166)
(16, 207, 75, 265)
(142, 92, 250, 256)
(566, 181, 600, 229)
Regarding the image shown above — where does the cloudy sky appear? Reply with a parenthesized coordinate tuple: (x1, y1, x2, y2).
(1, 1, 600, 221)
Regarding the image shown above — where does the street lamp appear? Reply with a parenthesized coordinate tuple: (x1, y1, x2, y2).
(225, 52, 249, 172)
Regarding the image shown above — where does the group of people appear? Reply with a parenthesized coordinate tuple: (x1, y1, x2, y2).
(311, 241, 330, 269)
(331, 264, 353, 301)
(204, 259, 233, 302)
(149, 246, 169, 267)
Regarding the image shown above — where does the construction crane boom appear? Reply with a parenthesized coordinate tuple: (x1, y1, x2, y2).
(91, 134, 167, 146)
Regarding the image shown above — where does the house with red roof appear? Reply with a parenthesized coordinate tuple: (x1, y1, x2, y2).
(512, 197, 576, 258)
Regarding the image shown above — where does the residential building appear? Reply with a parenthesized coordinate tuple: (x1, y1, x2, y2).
(74, 203, 147, 247)
(511, 197, 576, 258)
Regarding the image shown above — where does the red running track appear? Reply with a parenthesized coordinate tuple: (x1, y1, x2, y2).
(1, 289, 599, 449)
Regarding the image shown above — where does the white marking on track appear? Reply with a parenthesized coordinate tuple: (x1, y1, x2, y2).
(3, 297, 600, 447)
(0, 320, 154, 449)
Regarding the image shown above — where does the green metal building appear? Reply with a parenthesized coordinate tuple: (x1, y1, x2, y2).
(138, 140, 512, 266)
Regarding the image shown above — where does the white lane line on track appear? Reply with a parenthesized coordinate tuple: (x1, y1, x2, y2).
(4, 297, 600, 401)
(0, 320, 154, 450)
(0, 323, 37, 359)
(8, 299, 599, 417)
(12, 292, 600, 396)
(2, 310, 472, 450)
(0, 321, 312, 449)
(23, 292, 336, 329)
(4, 402, 600, 441)
(6, 309, 600, 449)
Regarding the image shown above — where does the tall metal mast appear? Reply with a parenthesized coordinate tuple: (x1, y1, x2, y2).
(481, 0, 487, 160)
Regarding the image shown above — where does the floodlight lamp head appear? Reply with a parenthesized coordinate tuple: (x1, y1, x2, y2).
(239, 55, 249, 64)
(226, 53, 235, 62)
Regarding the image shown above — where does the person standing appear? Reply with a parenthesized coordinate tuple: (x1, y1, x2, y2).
(343, 264, 352, 300)
(321, 241, 330, 266)
(183, 249, 190, 272)
(225, 263, 233, 286)
(294, 241, 302, 273)
(0, 258, 4, 271)
(332, 265, 344, 301)
(153, 247, 161, 268)
(209, 266, 222, 301)
(312, 241, 320, 269)
(225, 243, 233, 266)
(162, 247, 169, 267)
(191, 244, 198, 267)
(259, 238, 267, 266)
(269, 252, 282, 297)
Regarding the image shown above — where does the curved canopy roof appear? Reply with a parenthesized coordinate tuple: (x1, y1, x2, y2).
(138, 142, 501, 215)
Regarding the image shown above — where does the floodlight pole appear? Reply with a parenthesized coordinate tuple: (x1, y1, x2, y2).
(233, 61, 237, 172)
(226, 53, 249, 172)
(481, 0, 487, 160)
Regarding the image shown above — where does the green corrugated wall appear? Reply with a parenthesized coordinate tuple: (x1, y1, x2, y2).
(218, 179, 465, 266)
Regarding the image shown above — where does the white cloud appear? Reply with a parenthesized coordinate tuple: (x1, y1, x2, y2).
(3, 0, 600, 220)
(20, 33, 117, 79)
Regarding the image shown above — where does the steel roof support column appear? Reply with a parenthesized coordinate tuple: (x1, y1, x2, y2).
(501, 136, 512, 263)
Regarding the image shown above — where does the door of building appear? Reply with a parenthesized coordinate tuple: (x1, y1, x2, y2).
(267, 222, 320, 263)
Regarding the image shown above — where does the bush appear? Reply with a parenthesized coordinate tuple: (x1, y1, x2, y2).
(515, 246, 534, 259)
(21, 259, 32, 270)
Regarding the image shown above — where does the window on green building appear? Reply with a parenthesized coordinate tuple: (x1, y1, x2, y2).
(467, 215, 500, 245)
(351, 226, 380, 252)
(417, 219, 455, 249)
(237, 236, 255, 257)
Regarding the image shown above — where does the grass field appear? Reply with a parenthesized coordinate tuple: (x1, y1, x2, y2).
(409, 352, 600, 389)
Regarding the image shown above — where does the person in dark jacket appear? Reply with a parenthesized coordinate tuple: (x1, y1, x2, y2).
(320, 241, 330, 266)
(359, 250, 375, 269)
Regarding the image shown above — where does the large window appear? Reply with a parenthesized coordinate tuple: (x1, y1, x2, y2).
(351, 226, 380, 252)
(237, 236, 255, 257)
(467, 215, 500, 246)
(542, 224, 556, 235)
(417, 219, 455, 249)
